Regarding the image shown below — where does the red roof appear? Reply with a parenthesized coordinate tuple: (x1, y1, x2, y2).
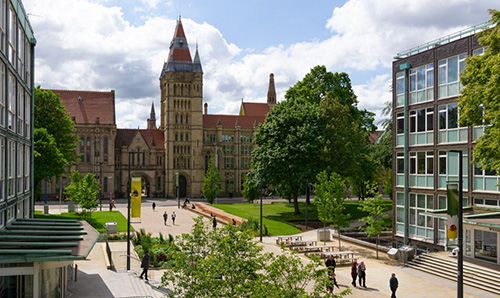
(203, 114, 265, 129)
(241, 102, 270, 117)
(172, 49, 192, 61)
(50, 89, 115, 125)
(115, 128, 164, 149)
(369, 130, 383, 143)
(173, 20, 186, 38)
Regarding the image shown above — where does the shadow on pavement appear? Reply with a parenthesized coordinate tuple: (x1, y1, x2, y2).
(67, 271, 114, 298)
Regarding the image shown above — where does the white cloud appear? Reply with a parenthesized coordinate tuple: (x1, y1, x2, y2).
(23, 0, 497, 128)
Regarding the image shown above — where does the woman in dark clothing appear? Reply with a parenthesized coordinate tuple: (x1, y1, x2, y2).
(140, 251, 150, 281)
(358, 261, 366, 288)
(351, 259, 358, 287)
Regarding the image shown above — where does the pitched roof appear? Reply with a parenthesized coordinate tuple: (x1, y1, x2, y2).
(369, 130, 383, 143)
(240, 102, 270, 117)
(115, 128, 164, 149)
(203, 114, 265, 129)
(50, 89, 116, 125)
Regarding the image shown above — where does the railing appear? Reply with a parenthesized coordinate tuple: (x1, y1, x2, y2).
(105, 236, 116, 271)
(394, 20, 493, 59)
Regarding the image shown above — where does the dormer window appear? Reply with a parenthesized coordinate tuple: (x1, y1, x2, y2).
(77, 96, 83, 102)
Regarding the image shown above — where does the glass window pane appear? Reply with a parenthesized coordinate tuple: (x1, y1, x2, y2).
(439, 111, 446, 129)
(448, 103, 458, 129)
(418, 152, 425, 174)
(417, 194, 426, 208)
(447, 56, 458, 83)
(417, 109, 425, 132)
(417, 66, 425, 90)
(427, 68, 434, 88)
(397, 117, 404, 134)
(427, 156, 434, 174)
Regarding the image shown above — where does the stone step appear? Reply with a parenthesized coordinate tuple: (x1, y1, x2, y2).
(408, 254, 500, 295)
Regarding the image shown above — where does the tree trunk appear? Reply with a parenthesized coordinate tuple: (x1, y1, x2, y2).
(292, 186, 300, 215)
(376, 234, 379, 259)
(337, 226, 342, 251)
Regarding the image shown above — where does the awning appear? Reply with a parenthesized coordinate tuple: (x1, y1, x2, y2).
(0, 218, 99, 263)
(421, 209, 500, 229)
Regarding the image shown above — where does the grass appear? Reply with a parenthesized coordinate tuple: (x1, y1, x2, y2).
(213, 199, 393, 236)
(34, 210, 131, 233)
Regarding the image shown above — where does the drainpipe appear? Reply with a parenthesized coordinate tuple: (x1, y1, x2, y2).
(400, 62, 411, 245)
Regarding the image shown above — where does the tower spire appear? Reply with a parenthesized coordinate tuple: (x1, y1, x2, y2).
(147, 102, 157, 129)
(267, 73, 276, 107)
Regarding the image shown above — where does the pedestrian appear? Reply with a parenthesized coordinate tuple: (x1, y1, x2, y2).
(358, 261, 366, 288)
(390, 273, 398, 298)
(139, 251, 150, 281)
(232, 218, 236, 226)
(329, 272, 340, 291)
(212, 215, 217, 230)
(163, 211, 168, 225)
(325, 255, 336, 274)
(350, 259, 358, 287)
(152, 202, 156, 211)
(171, 211, 176, 225)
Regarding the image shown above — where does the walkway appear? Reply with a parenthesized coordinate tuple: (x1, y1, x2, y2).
(35, 199, 495, 298)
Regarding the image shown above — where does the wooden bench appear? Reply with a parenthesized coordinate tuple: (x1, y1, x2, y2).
(285, 240, 317, 248)
(320, 250, 355, 264)
(188, 202, 246, 226)
(296, 244, 336, 254)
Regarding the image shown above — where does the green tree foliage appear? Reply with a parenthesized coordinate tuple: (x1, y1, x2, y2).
(458, 9, 500, 172)
(34, 87, 78, 191)
(163, 217, 351, 298)
(202, 155, 222, 203)
(358, 189, 389, 259)
(314, 171, 351, 249)
(252, 97, 323, 214)
(64, 170, 101, 221)
(242, 169, 261, 203)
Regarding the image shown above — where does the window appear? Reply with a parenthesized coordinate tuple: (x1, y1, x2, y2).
(103, 137, 108, 162)
(438, 103, 467, 143)
(224, 158, 234, 169)
(225, 172, 234, 193)
(240, 145, 251, 155)
(473, 47, 487, 56)
(409, 108, 433, 145)
(395, 112, 404, 147)
(8, 5, 16, 65)
(25, 90, 30, 139)
(222, 135, 234, 142)
(0, 62, 4, 127)
(103, 177, 108, 192)
(438, 53, 466, 98)
(0, 137, 3, 201)
(241, 157, 250, 169)
(240, 135, 252, 143)
(86, 137, 91, 163)
(474, 197, 500, 208)
(157, 176, 162, 191)
(473, 164, 500, 192)
(223, 145, 234, 155)
(17, 83, 23, 135)
(438, 150, 468, 189)
(409, 64, 433, 104)
(395, 192, 405, 235)
(206, 134, 216, 143)
(409, 151, 433, 188)
(7, 71, 15, 131)
(396, 152, 404, 186)
(0, 0, 5, 53)
(24, 145, 29, 191)
(17, 143, 22, 193)
(79, 137, 84, 161)
(395, 72, 404, 107)
(7, 140, 14, 197)
(408, 193, 434, 240)
(17, 22, 24, 76)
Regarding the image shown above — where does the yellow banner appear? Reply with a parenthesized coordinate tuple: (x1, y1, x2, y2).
(131, 177, 141, 218)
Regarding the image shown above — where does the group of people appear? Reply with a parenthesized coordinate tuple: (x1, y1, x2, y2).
(163, 211, 176, 225)
(325, 256, 399, 297)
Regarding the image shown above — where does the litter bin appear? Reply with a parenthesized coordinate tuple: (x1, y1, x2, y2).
(398, 246, 415, 262)
(105, 222, 117, 234)
(317, 227, 330, 241)
(387, 248, 398, 260)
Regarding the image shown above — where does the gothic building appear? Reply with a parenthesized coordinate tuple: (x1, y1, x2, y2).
(43, 17, 275, 199)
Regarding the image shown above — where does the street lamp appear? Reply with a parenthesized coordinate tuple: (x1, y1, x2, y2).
(449, 150, 464, 298)
(260, 181, 263, 242)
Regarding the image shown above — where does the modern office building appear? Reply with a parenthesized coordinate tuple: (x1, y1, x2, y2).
(392, 21, 500, 265)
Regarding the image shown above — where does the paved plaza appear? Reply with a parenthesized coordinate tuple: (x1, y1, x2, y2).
(36, 199, 495, 298)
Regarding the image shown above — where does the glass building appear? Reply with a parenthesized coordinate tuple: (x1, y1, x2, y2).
(392, 21, 500, 265)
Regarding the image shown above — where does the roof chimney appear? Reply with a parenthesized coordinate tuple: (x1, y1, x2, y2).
(204, 103, 208, 115)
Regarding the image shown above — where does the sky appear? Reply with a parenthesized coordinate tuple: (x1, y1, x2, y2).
(22, 0, 498, 129)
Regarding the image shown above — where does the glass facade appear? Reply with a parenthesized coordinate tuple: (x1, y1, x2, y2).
(0, 0, 35, 229)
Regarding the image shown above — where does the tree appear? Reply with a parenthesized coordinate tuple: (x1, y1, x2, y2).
(34, 87, 78, 192)
(358, 190, 389, 259)
(64, 170, 101, 221)
(252, 97, 323, 214)
(458, 9, 500, 172)
(314, 171, 351, 249)
(202, 155, 222, 204)
(242, 169, 261, 203)
(163, 216, 352, 298)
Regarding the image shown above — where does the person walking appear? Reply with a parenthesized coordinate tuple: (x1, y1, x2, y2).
(163, 211, 168, 225)
(212, 215, 217, 230)
(350, 259, 358, 287)
(139, 251, 150, 281)
(390, 273, 399, 298)
(325, 255, 336, 274)
(326, 271, 340, 293)
(358, 261, 366, 288)
(152, 202, 156, 211)
(171, 211, 176, 225)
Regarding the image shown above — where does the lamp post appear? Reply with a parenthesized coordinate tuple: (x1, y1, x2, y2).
(98, 162, 103, 211)
(450, 150, 464, 298)
(260, 181, 263, 242)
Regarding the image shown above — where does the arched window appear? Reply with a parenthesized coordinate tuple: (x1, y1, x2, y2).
(180, 115, 183, 123)
(175, 114, 178, 124)
(186, 133, 189, 141)
(180, 133, 183, 141)
(175, 133, 178, 141)
(186, 114, 189, 124)
(86, 137, 91, 163)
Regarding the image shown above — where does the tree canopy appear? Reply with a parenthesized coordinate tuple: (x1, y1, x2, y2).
(64, 170, 101, 221)
(34, 87, 78, 191)
(458, 9, 500, 172)
(202, 155, 222, 203)
(251, 65, 376, 214)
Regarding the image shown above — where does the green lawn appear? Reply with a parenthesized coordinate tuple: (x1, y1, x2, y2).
(213, 200, 393, 236)
(34, 210, 131, 233)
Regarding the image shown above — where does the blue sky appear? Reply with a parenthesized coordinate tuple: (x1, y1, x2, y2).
(23, 0, 497, 129)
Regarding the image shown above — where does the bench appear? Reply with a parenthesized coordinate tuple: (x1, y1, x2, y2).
(188, 202, 246, 226)
(296, 245, 336, 254)
(276, 235, 303, 245)
(320, 250, 355, 264)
